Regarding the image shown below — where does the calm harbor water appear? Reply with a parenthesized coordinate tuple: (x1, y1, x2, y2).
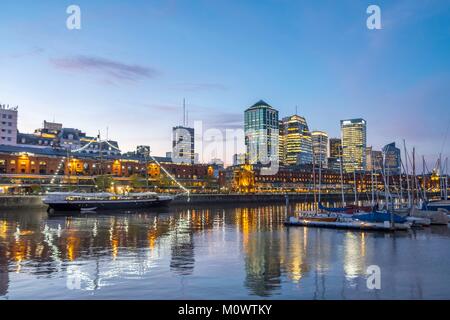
(0, 202, 450, 300)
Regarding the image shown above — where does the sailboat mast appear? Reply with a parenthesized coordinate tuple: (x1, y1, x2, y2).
(422, 156, 427, 201)
(312, 153, 317, 212)
(412, 147, 416, 206)
(403, 140, 411, 207)
(446, 157, 449, 200)
(318, 151, 322, 205)
(371, 158, 375, 206)
(339, 148, 345, 205)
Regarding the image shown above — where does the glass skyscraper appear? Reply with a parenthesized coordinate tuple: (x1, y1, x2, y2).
(244, 100, 279, 165)
(341, 118, 367, 173)
(279, 114, 313, 165)
(312, 131, 328, 168)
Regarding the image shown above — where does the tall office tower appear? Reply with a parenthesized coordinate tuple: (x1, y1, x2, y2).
(382, 142, 401, 175)
(278, 119, 285, 165)
(279, 114, 313, 166)
(366, 146, 374, 171)
(172, 126, 195, 164)
(244, 100, 279, 165)
(172, 99, 195, 164)
(312, 131, 328, 168)
(341, 118, 367, 172)
(0, 104, 18, 146)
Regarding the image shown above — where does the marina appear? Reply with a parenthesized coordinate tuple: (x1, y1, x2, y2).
(1, 202, 449, 300)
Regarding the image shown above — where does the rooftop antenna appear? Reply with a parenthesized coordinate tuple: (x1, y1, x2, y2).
(295, 105, 298, 115)
(183, 98, 186, 126)
(106, 126, 109, 140)
(186, 109, 189, 127)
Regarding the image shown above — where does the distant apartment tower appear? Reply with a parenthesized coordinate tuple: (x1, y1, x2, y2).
(341, 118, 367, 172)
(312, 131, 328, 168)
(279, 114, 313, 165)
(382, 142, 401, 175)
(0, 104, 18, 146)
(244, 100, 279, 165)
(172, 126, 195, 164)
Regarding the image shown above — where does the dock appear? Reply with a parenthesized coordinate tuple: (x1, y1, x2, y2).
(284, 218, 410, 231)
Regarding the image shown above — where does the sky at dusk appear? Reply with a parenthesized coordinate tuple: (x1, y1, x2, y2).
(0, 0, 449, 166)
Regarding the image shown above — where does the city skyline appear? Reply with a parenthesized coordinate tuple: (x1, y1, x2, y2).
(1, 0, 449, 164)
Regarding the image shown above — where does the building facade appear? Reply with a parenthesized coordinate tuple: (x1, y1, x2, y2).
(172, 126, 195, 164)
(0, 105, 18, 146)
(341, 118, 367, 172)
(312, 131, 328, 168)
(329, 138, 342, 158)
(383, 142, 401, 175)
(279, 114, 312, 165)
(327, 138, 342, 172)
(0, 144, 215, 194)
(366, 147, 383, 172)
(244, 100, 279, 165)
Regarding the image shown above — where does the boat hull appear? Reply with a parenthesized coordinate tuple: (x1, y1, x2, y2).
(46, 198, 172, 212)
(301, 217, 338, 222)
(425, 203, 450, 212)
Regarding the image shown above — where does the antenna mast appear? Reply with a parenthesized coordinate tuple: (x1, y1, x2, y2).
(183, 98, 186, 126)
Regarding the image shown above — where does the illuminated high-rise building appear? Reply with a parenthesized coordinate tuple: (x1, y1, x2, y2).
(312, 131, 328, 168)
(244, 100, 279, 165)
(341, 118, 367, 172)
(366, 146, 374, 171)
(279, 114, 312, 165)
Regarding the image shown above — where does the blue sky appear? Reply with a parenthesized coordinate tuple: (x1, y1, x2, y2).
(0, 0, 449, 165)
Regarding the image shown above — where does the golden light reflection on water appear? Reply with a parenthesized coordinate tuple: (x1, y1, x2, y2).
(66, 235, 80, 262)
(0, 203, 431, 299)
(343, 232, 367, 279)
(0, 220, 7, 239)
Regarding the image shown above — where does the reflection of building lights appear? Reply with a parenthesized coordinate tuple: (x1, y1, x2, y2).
(112, 238, 119, 259)
(0, 220, 7, 238)
(66, 235, 80, 261)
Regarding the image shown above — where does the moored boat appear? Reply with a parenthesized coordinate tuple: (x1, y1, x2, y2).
(410, 206, 448, 225)
(43, 192, 173, 212)
(285, 216, 410, 231)
(352, 211, 408, 224)
(423, 200, 450, 212)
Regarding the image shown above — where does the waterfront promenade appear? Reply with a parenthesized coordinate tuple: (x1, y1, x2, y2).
(0, 192, 444, 208)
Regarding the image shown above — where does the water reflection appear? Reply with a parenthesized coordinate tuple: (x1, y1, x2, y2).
(0, 203, 449, 299)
